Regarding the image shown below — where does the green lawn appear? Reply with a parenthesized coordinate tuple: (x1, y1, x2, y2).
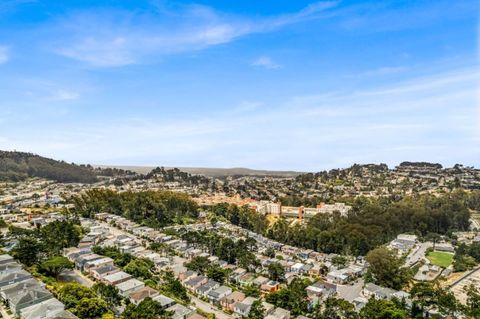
(427, 251, 454, 268)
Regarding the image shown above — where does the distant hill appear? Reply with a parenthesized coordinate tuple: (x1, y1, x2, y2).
(96, 165, 303, 178)
(0, 151, 98, 183)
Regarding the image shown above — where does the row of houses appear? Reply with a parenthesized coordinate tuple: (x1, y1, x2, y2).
(0, 254, 78, 319)
(65, 225, 200, 319)
(93, 214, 300, 319)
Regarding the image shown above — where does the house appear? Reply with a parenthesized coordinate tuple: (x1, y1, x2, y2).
(74, 254, 103, 271)
(0, 278, 42, 299)
(84, 257, 114, 271)
(238, 273, 255, 286)
(265, 307, 291, 319)
(220, 291, 245, 311)
(0, 269, 32, 288)
(0, 262, 22, 276)
(261, 280, 280, 293)
(166, 304, 193, 319)
(229, 268, 247, 281)
(0, 255, 15, 265)
(306, 281, 337, 303)
(116, 278, 145, 297)
(234, 296, 257, 316)
(252, 276, 269, 287)
(207, 286, 232, 304)
(263, 302, 275, 315)
(7, 286, 52, 314)
(90, 264, 120, 281)
(390, 234, 417, 252)
(102, 271, 133, 286)
(435, 243, 455, 253)
(19, 298, 70, 319)
(152, 294, 175, 309)
(362, 283, 411, 305)
(129, 287, 159, 305)
(326, 269, 350, 284)
(195, 280, 220, 297)
(184, 275, 208, 291)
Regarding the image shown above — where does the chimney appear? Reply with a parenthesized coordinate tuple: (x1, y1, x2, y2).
(298, 206, 304, 222)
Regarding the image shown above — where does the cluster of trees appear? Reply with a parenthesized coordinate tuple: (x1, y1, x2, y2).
(209, 203, 267, 234)
(453, 242, 480, 272)
(265, 278, 311, 316)
(0, 151, 98, 183)
(185, 256, 228, 283)
(365, 247, 412, 290)
(211, 192, 471, 257)
(11, 220, 82, 266)
(180, 230, 258, 270)
(70, 189, 199, 227)
(57, 283, 110, 319)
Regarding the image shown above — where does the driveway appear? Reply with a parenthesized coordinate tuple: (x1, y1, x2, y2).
(59, 269, 94, 288)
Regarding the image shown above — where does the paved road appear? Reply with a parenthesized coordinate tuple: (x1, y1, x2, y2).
(405, 242, 432, 268)
(59, 269, 94, 288)
(191, 295, 234, 319)
(337, 278, 364, 302)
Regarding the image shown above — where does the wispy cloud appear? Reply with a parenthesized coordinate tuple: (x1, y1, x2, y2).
(0, 46, 9, 64)
(252, 56, 281, 69)
(4, 65, 478, 170)
(49, 89, 80, 101)
(51, 2, 338, 67)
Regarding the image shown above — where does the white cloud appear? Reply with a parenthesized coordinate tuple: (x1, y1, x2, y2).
(50, 2, 338, 67)
(251, 56, 281, 69)
(0, 46, 9, 64)
(49, 89, 80, 101)
(4, 66, 478, 170)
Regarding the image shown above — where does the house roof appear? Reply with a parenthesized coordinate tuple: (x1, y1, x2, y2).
(129, 286, 158, 301)
(20, 298, 66, 319)
(116, 278, 144, 292)
(103, 271, 132, 283)
(152, 294, 175, 307)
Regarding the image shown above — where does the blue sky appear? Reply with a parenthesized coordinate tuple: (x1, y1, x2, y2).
(0, 0, 479, 171)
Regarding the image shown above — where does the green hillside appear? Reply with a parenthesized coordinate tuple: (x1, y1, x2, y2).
(0, 151, 98, 183)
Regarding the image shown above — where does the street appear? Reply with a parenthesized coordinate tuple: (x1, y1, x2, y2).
(191, 295, 234, 319)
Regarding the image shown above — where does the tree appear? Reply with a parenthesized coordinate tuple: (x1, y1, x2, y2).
(123, 258, 154, 280)
(92, 282, 122, 308)
(11, 236, 44, 266)
(264, 247, 276, 258)
(123, 298, 172, 319)
(267, 262, 285, 282)
(246, 300, 265, 319)
(359, 298, 407, 319)
(40, 220, 81, 256)
(185, 256, 211, 273)
(73, 298, 109, 319)
(161, 271, 190, 303)
(365, 247, 411, 290)
(207, 266, 227, 283)
(38, 256, 73, 279)
(57, 283, 96, 309)
(465, 284, 480, 319)
(318, 297, 358, 319)
(331, 256, 348, 269)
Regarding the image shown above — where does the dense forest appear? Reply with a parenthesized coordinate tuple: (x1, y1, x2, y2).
(0, 151, 98, 183)
(70, 189, 199, 227)
(211, 191, 473, 256)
